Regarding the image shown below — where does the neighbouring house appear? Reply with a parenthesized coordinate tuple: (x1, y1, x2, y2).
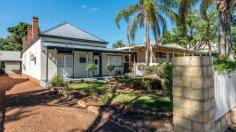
(117, 43, 196, 64)
(22, 16, 133, 87)
(0, 51, 21, 75)
(117, 42, 217, 76)
(117, 42, 218, 64)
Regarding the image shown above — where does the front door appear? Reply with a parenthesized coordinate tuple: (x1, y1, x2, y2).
(57, 54, 73, 78)
(93, 55, 100, 76)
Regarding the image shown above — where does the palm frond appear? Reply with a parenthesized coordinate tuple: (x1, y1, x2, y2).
(200, 0, 213, 16)
(115, 4, 140, 28)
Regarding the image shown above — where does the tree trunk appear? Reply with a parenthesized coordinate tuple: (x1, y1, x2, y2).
(144, 18, 150, 66)
(217, 0, 232, 57)
(206, 19, 212, 56)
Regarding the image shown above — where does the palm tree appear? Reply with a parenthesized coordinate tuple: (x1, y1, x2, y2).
(112, 40, 125, 48)
(115, 0, 167, 65)
(200, 0, 236, 57)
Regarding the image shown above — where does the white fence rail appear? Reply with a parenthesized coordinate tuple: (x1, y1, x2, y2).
(214, 71, 236, 120)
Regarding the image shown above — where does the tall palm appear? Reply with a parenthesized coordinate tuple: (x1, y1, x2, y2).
(115, 0, 167, 65)
(200, 0, 236, 57)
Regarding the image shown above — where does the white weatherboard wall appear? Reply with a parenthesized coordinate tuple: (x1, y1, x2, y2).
(102, 53, 124, 76)
(214, 71, 236, 120)
(74, 51, 92, 78)
(22, 39, 42, 80)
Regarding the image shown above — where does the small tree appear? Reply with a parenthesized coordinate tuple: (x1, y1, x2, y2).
(86, 64, 97, 78)
(107, 64, 115, 77)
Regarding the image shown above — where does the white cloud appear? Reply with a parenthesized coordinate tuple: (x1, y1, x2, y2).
(82, 5, 87, 8)
(89, 8, 99, 12)
(81, 4, 99, 12)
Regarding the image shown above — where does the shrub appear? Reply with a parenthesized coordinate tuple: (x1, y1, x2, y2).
(51, 76, 64, 87)
(118, 77, 162, 90)
(214, 57, 236, 73)
(86, 64, 97, 77)
(107, 64, 115, 76)
(149, 79, 162, 89)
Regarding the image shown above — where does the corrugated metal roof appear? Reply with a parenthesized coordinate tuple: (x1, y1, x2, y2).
(41, 23, 107, 43)
(117, 43, 192, 51)
(43, 42, 134, 54)
(0, 51, 21, 61)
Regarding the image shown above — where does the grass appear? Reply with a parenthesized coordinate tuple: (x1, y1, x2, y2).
(68, 82, 110, 95)
(68, 82, 172, 112)
(111, 93, 172, 112)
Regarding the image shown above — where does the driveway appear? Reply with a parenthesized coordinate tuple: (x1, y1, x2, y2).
(1, 75, 131, 132)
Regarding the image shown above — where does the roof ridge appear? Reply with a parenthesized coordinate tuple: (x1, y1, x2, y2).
(41, 22, 107, 43)
(41, 22, 68, 34)
(71, 24, 107, 43)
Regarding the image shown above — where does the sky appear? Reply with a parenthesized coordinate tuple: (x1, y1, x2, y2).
(0, 0, 174, 48)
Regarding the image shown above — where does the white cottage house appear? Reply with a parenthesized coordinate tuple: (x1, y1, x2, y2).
(22, 17, 133, 87)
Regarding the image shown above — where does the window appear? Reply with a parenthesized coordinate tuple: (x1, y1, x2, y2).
(80, 57, 86, 63)
(57, 56, 64, 67)
(58, 55, 73, 67)
(107, 55, 122, 66)
(116, 56, 122, 66)
(156, 52, 166, 59)
(65, 55, 72, 67)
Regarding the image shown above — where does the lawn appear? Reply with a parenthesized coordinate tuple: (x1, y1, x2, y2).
(68, 82, 172, 112)
(68, 82, 110, 95)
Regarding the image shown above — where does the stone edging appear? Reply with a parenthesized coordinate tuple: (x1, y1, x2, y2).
(52, 87, 173, 131)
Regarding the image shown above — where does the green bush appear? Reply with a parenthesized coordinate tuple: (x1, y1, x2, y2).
(118, 77, 162, 90)
(214, 57, 236, 73)
(51, 76, 64, 87)
(86, 64, 97, 77)
(107, 64, 115, 76)
(158, 62, 172, 89)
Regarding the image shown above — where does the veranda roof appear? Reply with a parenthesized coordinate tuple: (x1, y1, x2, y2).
(43, 42, 134, 54)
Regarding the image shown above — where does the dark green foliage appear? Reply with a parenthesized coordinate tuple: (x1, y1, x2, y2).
(118, 77, 162, 90)
(107, 64, 115, 75)
(86, 64, 97, 77)
(160, 9, 217, 50)
(0, 22, 29, 51)
(112, 40, 125, 48)
(214, 57, 236, 73)
(51, 76, 65, 87)
(158, 63, 172, 90)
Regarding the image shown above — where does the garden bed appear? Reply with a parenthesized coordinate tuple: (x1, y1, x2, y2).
(67, 81, 172, 112)
(52, 77, 173, 131)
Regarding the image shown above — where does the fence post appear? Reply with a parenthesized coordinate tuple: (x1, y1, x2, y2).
(0, 91, 5, 132)
(172, 56, 215, 132)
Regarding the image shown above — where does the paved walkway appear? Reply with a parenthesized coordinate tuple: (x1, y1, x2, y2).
(1, 75, 131, 132)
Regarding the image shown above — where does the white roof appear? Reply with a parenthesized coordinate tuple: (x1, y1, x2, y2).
(0, 51, 21, 61)
(41, 23, 107, 43)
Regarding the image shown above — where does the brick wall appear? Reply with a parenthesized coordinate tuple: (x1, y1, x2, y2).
(172, 56, 215, 132)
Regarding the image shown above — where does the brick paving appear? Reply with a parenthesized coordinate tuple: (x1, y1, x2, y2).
(1, 75, 131, 132)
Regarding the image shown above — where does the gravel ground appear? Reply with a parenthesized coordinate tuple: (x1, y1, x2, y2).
(2, 75, 131, 132)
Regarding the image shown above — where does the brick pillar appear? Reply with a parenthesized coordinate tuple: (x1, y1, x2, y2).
(172, 56, 215, 132)
(0, 91, 5, 132)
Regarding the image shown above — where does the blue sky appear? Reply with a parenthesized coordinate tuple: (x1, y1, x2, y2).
(0, 0, 173, 48)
